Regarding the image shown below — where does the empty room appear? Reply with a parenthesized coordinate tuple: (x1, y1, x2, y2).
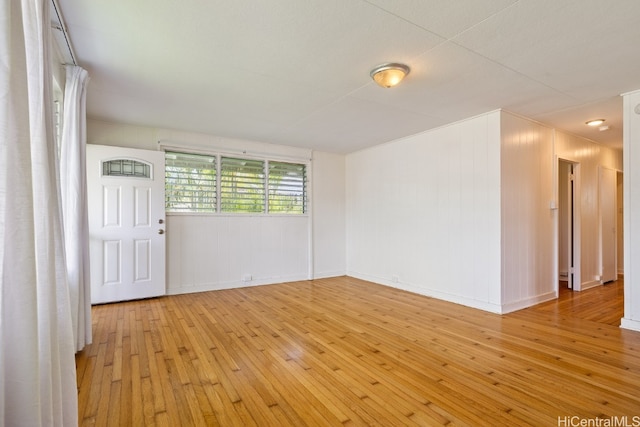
(4, 1, 640, 426)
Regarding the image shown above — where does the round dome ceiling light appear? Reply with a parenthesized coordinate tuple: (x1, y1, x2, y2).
(370, 63, 410, 88)
(585, 119, 605, 127)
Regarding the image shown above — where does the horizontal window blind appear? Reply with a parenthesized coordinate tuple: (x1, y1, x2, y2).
(268, 161, 306, 214)
(165, 151, 217, 212)
(164, 151, 307, 215)
(220, 157, 265, 213)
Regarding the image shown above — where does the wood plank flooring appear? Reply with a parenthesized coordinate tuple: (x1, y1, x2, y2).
(535, 279, 625, 326)
(76, 277, 640, 426)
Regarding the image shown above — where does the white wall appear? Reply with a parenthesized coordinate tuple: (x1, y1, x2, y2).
(346, 112, 503, 313)
(166, 215, 308, 293)
(87, 119, 346, 293)
(500, 112, 555, 311)
(312, 151, 346, 278)
(555, 129, 622, 290)
(345, 110, 622, 315)
(622, 90, 640, 332)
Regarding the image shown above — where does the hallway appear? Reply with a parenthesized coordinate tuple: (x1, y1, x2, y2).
(534, 279, 624, 326)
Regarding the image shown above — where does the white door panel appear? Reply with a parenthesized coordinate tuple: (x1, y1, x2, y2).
(600, 167, 617, 283)
(87, 145, 166, 304)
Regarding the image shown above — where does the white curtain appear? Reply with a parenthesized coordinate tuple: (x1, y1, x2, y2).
(60, 64, 92, 352)
(0, 0, 79, 426)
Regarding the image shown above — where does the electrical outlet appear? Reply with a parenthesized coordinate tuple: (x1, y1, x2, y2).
(242, 274, 252, 282)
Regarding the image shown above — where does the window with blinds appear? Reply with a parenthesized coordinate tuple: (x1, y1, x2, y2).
(164, 151, 307, 214)
(165, 151, 217, 212)
(220, 157, 265, 213)
(268, 161, 306, 214)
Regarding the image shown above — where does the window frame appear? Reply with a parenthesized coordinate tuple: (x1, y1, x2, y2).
(165, 151, 218, 213)
(163, 148, 309, 216)
(220, 156, 266, 214)
(267, 160, 307, 214)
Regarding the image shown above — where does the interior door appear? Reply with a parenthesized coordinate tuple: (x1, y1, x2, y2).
(558, 159, 581, 290)
(568, 163, 575, 289)
(87, 145, 166, 304)
(600, 167, 617, 283)
(558, 160, 571, 287)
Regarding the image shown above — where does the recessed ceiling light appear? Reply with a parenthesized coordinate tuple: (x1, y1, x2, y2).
(370, 63, 410, 88)
(586, 119, 605, 127)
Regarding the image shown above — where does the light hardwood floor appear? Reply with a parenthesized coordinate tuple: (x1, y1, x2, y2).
(76, 277, 640, 426)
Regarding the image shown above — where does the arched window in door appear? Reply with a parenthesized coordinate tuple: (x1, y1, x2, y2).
(102, 158, 151, 178)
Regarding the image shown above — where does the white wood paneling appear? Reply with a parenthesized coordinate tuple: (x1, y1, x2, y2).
(166, 215, 309, 294)
(622, 90, 640, 332)
(499, 112, 555, 311)
(312, 151, 346, 278)
(600, 166, 617, 283)
(346, 112, 502, 312)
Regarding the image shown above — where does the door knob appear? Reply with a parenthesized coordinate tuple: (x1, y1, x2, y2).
(158, 229, 165, 235)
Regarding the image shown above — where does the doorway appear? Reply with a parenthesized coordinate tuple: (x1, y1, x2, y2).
(558, 159, 581, 291)
(87, 145, 167, 304)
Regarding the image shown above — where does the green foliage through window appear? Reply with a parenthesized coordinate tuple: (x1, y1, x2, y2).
(165, 151, 307, 214)
(165, 152, 217, 212)
(268, 161, 306, 214)
(220, 157, 265, 213)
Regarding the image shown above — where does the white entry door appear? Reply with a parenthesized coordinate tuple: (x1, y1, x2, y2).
(87, 145, 166, 304)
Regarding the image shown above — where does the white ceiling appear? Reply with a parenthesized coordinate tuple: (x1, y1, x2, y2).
(55, 0, 640, 153)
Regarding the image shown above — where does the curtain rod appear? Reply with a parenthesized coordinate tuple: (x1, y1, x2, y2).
(50, 0, 77, 66)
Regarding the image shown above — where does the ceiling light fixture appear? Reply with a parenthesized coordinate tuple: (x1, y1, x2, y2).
(370, 63, 410, 88)
(585, 119, 605, 127)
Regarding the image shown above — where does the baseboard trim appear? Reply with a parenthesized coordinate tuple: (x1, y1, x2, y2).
(313, 270, 347, 280)
(166, 274, 310, 295)
(621, 318, 640, 332)
(346, 271, 504, 314)
(499, 291, 557, 314)
(581, 280, 601, 291)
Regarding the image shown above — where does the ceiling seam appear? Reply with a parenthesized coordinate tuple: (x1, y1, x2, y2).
(357, 0, 577, 101)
